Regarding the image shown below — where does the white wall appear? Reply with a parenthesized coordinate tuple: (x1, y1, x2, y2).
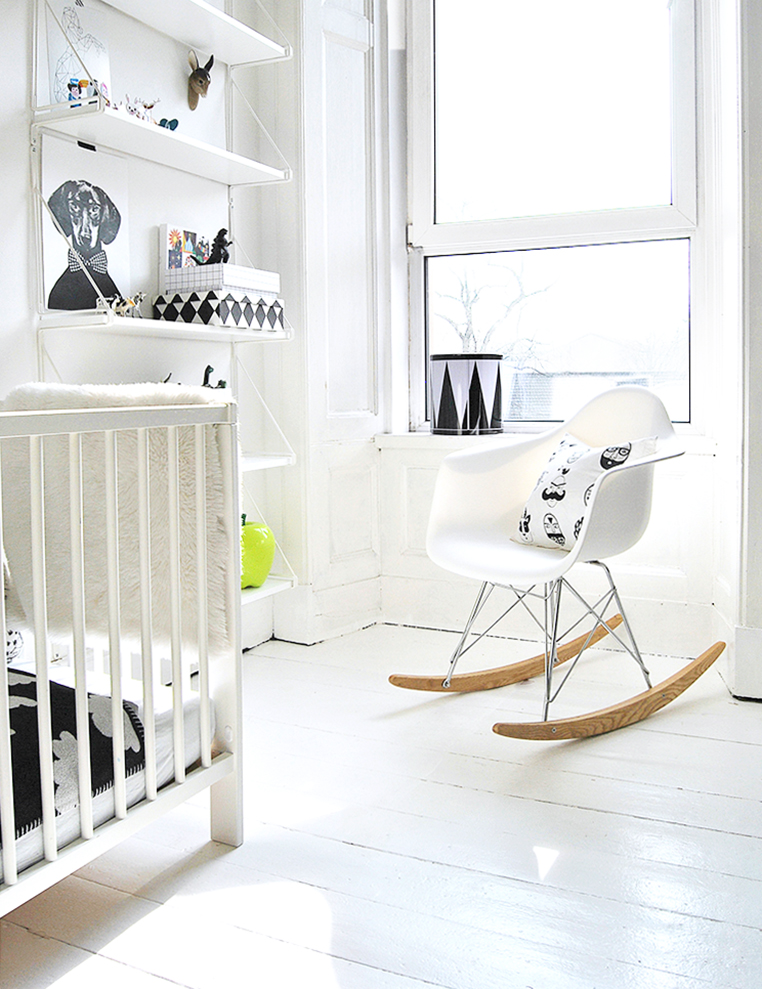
(2, 4, 39, 398)
(734, 0, 762, 696)
(6, 1, 762, 693)
(238, 0, 392, 645)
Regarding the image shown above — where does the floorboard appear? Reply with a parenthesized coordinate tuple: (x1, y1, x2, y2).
(2, 624, 761, 988)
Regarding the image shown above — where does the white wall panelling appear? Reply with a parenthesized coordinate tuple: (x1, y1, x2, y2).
(250, 0, 389, 644)
(737, 0, 762, 694)
(325, 33, 375, 417)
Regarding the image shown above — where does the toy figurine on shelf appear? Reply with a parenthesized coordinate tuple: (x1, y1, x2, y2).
(191, 228, 233, 265)
(188, 50, 214, 110)
(98, 292, 146, 317)
(122, 95, 160, 123)
(202, 365, 227, 389)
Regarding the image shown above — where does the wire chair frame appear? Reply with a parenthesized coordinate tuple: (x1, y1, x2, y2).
(440, 562, 652, 721)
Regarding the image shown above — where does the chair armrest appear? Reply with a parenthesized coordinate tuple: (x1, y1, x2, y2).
(427, 431, 563, 541)
(573, 437, 684, 563)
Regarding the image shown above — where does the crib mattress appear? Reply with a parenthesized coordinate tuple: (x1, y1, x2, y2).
(0, 665, 210, 882)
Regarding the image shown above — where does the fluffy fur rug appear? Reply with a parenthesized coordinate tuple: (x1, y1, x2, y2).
(1, 382, 233, 652)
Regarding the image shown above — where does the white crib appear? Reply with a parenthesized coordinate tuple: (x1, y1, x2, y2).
(0, 383, 243, 917)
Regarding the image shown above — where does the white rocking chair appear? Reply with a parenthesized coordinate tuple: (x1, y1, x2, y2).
(390, 387, 725, 739)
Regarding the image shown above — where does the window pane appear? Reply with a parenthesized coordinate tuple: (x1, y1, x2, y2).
(434, 0, 673, 222)
(426, 240, 690, 421)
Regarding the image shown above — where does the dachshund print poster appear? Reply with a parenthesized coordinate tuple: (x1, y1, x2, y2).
(41, 135, 130, 311)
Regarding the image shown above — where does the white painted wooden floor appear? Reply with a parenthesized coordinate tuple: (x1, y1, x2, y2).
(1, 623, 761, 988)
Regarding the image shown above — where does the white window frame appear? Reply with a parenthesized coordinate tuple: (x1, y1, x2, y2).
(406, 0, 697, 429)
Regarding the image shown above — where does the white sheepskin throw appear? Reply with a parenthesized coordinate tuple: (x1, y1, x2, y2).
(1, 382, 233, 653)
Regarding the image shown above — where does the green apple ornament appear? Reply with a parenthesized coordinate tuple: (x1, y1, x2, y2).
(241, 514, 275, 589)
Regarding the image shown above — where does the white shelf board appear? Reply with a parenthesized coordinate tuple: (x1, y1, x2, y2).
(38, 311, 291, 343)
(241, 453, 296, 472)
(33, 105, 289, 187)
(241, 575, 296, 604)
(102, 0, 290, 66)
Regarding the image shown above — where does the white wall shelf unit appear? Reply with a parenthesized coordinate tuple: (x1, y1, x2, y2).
(240, 488, 298, 607)
(38, 311, 293, 344)
(240, 481, 296, 622)
(241, 454, 296, 471)
(100, 0, 291, 66)
(32, 110, 289, 187)
(241, 576, 295, 605)
(37, 320, 297, 475)
(37, 316, 299, 622)
(33, 0, 297, 634)
(233, 355, 297, 473)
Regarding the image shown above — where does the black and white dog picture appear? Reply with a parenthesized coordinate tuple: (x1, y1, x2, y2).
(47, 179, 122, 310)
(42, 137, 130, 312)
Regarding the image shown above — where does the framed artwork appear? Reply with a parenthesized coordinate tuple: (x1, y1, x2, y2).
(41, 135, 130, 311)
(45, 0, 111, 107)
(161, 225, 212, 269)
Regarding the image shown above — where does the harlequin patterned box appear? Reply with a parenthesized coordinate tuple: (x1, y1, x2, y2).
(153, 290, 285, 331)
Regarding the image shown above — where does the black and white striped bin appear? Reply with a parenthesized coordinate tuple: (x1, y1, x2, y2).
(429, 354, 503, 435)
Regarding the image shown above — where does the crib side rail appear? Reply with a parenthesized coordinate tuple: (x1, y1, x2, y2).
(0, 399, 242, 906)
(0, 402, 235, 439)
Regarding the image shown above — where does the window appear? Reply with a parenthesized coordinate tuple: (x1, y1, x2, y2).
(408, 0, 696, 424)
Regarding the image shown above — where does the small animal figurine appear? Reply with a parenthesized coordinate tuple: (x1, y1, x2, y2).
(191, 228, 233, 265)
(123, 95, 160, 122)
(202, 365, 227, 389)
(188, 50, 214, 110)
(101, 292, 145, 317)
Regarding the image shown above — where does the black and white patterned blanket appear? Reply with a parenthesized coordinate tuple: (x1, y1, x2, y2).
(1, 670, 145, 843)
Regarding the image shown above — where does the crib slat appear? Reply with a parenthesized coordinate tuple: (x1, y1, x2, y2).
(104, 431, 127, 819)
(30, 435, 58, 861)
(195, 424, 211, 767)
(0, 445, 19, 883)
(69, 432, 93, 839)
(137, 427, 157, 800)
(168, 425, 185, 783)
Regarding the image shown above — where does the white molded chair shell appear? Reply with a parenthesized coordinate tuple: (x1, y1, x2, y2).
(426, 386, 684, 588)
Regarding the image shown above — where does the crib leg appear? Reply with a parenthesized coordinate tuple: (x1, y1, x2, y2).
(209, 417, 244, 848)
(210, 767, 243, 846)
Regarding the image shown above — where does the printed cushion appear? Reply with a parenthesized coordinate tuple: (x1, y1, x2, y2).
(513, 433, 657, 551)
(5, 628, 22, 664)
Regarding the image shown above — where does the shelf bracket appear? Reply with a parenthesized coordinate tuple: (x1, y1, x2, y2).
(228, 74, 292, 179)
(232, 352, 296, 466)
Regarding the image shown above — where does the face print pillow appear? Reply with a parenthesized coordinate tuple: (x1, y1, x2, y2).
(513, 433, 657, 551)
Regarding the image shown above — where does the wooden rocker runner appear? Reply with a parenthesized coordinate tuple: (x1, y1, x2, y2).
(492, 640, 725, 740)
(390, 609, 624, 693)
(390, 388, 724, 739)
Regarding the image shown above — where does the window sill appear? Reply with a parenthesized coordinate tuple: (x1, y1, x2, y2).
(375, 428, 718, 457)
(374, 431, 496, 451)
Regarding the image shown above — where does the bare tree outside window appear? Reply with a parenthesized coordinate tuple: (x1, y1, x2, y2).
(428, 258, 547, 364)
(426, 240, 690, 422)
